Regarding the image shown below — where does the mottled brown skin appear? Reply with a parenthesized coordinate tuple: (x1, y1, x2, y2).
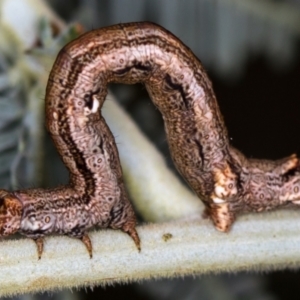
(0, 22, 300, 258)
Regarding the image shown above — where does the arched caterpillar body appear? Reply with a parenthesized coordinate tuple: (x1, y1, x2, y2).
(0, 22, 299, 258)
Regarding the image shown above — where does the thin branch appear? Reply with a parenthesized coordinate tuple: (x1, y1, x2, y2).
(1, 209, 300, 296)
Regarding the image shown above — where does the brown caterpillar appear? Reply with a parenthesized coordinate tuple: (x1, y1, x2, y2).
(0, 22, 299, 259)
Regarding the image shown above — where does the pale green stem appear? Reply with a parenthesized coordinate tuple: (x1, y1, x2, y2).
(1, 209, 300, 296)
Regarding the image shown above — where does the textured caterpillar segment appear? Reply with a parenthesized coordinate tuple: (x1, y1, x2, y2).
(90, 96, 100, 113)
(0, 190, 22, 236)
(30, 22, 300, 238)
(20, 210, 56, 234)
(278, 155, 300, 203)
(274, 154, 298, 175)
(14, 190, 59, 236)
(206, 202, 235, 232)
(107, 195, 140, 250)
(211, 164, 238, 201)
(2, 22, 300, 258)
(234, 153, 300, 212)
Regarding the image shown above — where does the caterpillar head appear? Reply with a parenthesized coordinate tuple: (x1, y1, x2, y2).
(0, 190, 22, 236)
